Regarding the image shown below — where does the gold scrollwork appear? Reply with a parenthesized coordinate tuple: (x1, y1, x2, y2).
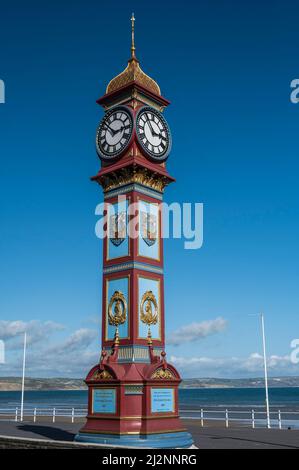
(140, 290, 158, 326)
(92, 370, 113, 380)
(108, 290, 127, 326)
(99, 167, 170, 193)
(151, 368, 174, 380)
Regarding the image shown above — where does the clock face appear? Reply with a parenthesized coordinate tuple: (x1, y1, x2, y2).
(96, 106, 133, 160)
(136, 107, 171, 161)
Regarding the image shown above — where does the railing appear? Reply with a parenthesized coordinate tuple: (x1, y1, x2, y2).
(180, 408, 299, 429)
(0, 407, 86, 423)
(0, 406, 298, 429)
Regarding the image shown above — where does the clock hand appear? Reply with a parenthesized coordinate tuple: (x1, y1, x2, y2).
(152, 130, 162, 138)
(103, 124, 115, 136)
(104, 123, 124, 137)
(146, 116, 155, 135)
(117, 123, 125, 133)
(146, 116, 162, 139)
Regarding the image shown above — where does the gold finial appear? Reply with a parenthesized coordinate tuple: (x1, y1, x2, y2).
(131, 13, 136, 59)
(114, 327, 120, 345)
(147, 327, 153, 346)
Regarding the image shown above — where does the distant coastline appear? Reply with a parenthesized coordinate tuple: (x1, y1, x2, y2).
(1, 376, 299, 392)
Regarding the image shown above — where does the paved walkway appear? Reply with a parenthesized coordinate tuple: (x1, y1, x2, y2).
(0, 419, 298, 449)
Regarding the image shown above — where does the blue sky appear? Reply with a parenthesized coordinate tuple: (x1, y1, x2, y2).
(0, 0, 299, 378)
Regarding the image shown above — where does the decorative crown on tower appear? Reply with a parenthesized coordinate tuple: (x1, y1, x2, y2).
(105, 14, 161, 96)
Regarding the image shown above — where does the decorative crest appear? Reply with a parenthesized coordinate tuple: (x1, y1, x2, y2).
(141, 211, 157, 246)
(140, 290, 158, 326)
(151, 368, 174, 380)
(92, 369, 113, 381)
(108, 290, 127, 326)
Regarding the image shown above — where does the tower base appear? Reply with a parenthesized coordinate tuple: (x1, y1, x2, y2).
(74, 431, 194, 449)
(76, 346, 194, 449)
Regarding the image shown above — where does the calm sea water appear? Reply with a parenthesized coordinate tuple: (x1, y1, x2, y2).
(0, 387, 298, 412)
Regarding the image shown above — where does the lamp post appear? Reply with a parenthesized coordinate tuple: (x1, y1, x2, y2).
(260, 314, 271, 429)
(20, 332, 27, 422)
(249, 313, 271, 428)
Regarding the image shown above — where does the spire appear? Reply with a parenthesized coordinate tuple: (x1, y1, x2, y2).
(105, 14, 161, 96)
(131, 13, 136, 59)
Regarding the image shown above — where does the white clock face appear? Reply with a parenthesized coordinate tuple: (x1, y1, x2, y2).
(136, 107, 171, 161)
(96, 106, 133, 160)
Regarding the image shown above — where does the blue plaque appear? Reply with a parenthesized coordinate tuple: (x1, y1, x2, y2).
(151, 388, 174, 413)
(92, 388, 116, 414)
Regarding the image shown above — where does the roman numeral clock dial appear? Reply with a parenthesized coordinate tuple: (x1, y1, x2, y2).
(96, 106, 133, 161)
(136, 106, 172, 162)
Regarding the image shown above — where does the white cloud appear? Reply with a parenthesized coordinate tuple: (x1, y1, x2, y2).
(1, 318, 297, 380)
(0, 320, 65, 349)
(22, 328, 100, 376)
(46, 328, 98, 355)
(0, 322, 99, 377)
(168, 317, 227, 346)
(170, 352, 299, 378)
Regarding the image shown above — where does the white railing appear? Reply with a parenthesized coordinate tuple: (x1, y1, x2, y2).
(179, 408, 299, 429)
(0, 407, 87, 423)
(0, 406, 298, 429)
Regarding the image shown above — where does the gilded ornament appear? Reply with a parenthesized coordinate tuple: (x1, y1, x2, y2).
(151, 368, 174, 380)
(140, 290, 158, 326)
(92, 369, 113, 380)
(106, 59, 161, 96)
(100, 167, 169, 193)
(108, 290, 127, 326)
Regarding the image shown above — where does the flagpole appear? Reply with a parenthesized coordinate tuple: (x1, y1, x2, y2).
(20, 332, 27, 422)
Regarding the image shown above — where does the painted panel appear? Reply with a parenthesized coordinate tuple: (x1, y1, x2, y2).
(92, 388, 116, 414)
(151, 388, 174, 413)
(107, 198, 129, 260)
(138, 200, 159, 260)
(106, 276, 129, 340)
(138, 276, 160, 340)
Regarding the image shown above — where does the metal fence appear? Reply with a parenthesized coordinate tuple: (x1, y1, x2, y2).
(0, 407, 86, 423)
(0, 406, 298, 429)
(180, 408, 299, 429)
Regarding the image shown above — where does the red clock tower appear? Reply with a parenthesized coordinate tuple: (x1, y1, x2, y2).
(75, 15, 193, 449)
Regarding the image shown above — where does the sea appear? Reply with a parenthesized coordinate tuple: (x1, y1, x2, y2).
(0, 387, 299, 411)
(0, 388, 299, 427)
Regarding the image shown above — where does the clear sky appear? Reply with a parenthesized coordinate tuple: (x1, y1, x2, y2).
(0, 0, 298, 379)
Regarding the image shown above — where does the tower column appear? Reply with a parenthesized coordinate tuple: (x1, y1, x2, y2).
(75, 16, 194, 449)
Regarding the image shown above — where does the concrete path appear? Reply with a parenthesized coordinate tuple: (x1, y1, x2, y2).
(0, 419, 298, 449)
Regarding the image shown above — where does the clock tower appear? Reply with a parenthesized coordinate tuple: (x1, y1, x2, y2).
(75, 15, 194, 449)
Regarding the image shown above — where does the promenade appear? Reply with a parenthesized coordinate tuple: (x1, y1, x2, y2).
(0, 419, 299, 449)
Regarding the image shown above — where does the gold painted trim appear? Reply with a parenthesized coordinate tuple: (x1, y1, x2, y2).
(105, 274, 130, 341)
(150, 387, 175, 414)
(88, 415, 141, 420)
(137, 197, 161, 262)
(87, 414, 179, 420)
(91, 370, 113, 381)
(106, 58, 161, 97)
(124, 383, 144, 386)
(106, 197, 131, 262)
(79, 428, 186, 436)
(91, 387, 117, 415)
(151, 368, 174, 380)
(108, 290, 127, 326)
(103, 95, 164, 113)
(101, 167, 169, 193)
(137, 275, 161, 341)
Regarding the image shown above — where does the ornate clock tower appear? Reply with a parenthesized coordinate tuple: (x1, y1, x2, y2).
(75, 15, 193, 449)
